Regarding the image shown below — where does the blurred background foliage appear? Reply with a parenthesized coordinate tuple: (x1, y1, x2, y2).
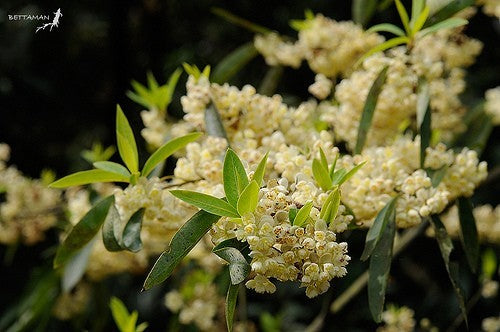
(0, 0, 499, 331)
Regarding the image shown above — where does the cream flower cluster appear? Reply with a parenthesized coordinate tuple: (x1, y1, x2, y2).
(338, 136, 487, 228)
(483, 315, 500, 332)
(485, 86, 500, 125)
(140, 108, 170, 148)
(478, 0, 500, 18)
(377, 305, 416, 332)
(254, 14, 383, 77)
(0, 143, 61, 245)
(308, 74, 333, 100)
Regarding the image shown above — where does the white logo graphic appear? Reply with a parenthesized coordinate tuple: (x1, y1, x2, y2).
(35, 8, 62, 33)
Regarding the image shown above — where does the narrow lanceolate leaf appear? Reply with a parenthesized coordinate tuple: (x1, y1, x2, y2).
(110, 297, 131, 332)
(226, 283, 239, 332)
(329, 154, 339, 179)
(213, 246, 250, 285)
(336, 162, 366, 186)
(141, 133, 202, 177)
(430, 215, 468, 327)
(368, 207, 396, 323)
(482, 249, 498, 280)
(289, 208, 298, 223)
(116, 105, 139, 173)
(62, 237, 96, 292)
(419, 17, 468, 37)
(352, 0, 378, 27)
(102, 203, 125, 251)
(237, 181, 260, 216)
(54, 195, 114, 268)
(165, 68, 183, 108)
(294, 201, 313, 227)
(312, 159, 332, 191)
(319, 148, 329, 172)
(252, 152, 269, 186)
(423, 0, 474, 28)
(395, 0, 411, 35)
(49, 169, 130, 188)
(367, 23, 406, 37)
(211, 7, 271, 35)
(355, 66, 389, 154)
(224, 149, 250, 207)
(410, 0, 425, 27)
(321, 188, 341, 224)
(419, 93, 431, 169)
(361, 196, 398, 261)
(170, 190, 240, 218)
(122, 208, 145, 252)
(411, 5, 429, 35)
(142, 210, 221, 290)
(93, 161, 131, 178)
(357, 37, 409, 66)
(205, 104, 229, 140)
(457, 198, 479, 273)
(258, 65, 284, 96)
(331, 168, 347, 186)
(212, 42, 258, 84)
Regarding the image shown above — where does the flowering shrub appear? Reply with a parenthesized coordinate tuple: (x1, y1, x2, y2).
(1, 0, 500, 331)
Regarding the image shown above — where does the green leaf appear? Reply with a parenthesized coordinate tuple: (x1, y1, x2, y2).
(395, 0, 411, 35)
(54, 195, 114, 268)
(211, 7, 271, 35)
(336, 162, 366, 186)
(427, 165, 448, 187)
(312, 159, 332, 191)
(330, 168, 347, 186)
(482, 249, 497, 280)
(252, 152, 269, 186)
(357, 37, 409, 66)
(223, 149, 250, 207)
(110, 297, 131, 332)
(293, 201, 313, 227)
(258, 66, 284, 96)
(319, 147, 329, 172)
(122, 208, 145, 253)
(237, 181, 260, 216)
(213, 246, 250, 285)
(102, 203, 125, 251)
(361, 196, 398, 261)
(146, 71, 158, 89)
(94, 161, 131, 178)
(182, 63, 202, 78)
(321, 188, 341, 224)
(163, 68, 183, 109)
(142, 210, 221, 290)
(170, 190, 240, 218)
(411, 0, 425, 25)
(136, 322, 148, 332)
(423, 0, 474, 28)
(205, 104, 229, 140)
(429, 215, 468, 327)
(226, 283, 239, 332)
(329, 154, 339, 179)
(142, 133, 202, 177)
(288, 208, 298, 223)
(457, 198, 479, 273)
(419, 18, 468, 37)
(116, 105, 139, 173)
(354, 66, 389, 154)
(62, 237, 95, 292)
(212, 42, 258, 84)
(417, 78, 431, 169)
(367, 23, 405, 36)
(411, 5, 429, 35)
(352, 0, 378, 27)
(49, 169, 130, 188)
(368, 206, 396, 323)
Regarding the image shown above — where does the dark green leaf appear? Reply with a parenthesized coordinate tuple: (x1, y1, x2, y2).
(368, 206, 395, 323)
(54, 195, 114, 268)
(62, 237, 95, 292)
(205, 104, 229, 140)
(312, 159, 332, 191)
(213, 245, 250, 285)
(142, 210, 221, 290)
(367, 23, 405, 36)
(361, 196, 398, 261)
(213, 238, 250, 256)
(423, 0, 474, 28)
(93, 161, 131, 178)
(49, 169, 130, 188)
(102, 203, 125, 251)
(170, 190, 240, 218)
(211, 7, 271, 34)
(457, 198, 479, 273)
(237, 181, 260, 215)
(116, 105, 139, 173)
(223, 149, 250, 207)
(226, 283, 239, 332)
(142, 133, 202, 177)
(352, 0, 378, 27)
(212, 42, 259, 84)
(288, 208, 298, 223)
(258, 66, 284, 96)
(430, 215, 468, 327)
(122, 208, 145, 252)
(417, 78, 431, 169)
(354, 66, 389, 154)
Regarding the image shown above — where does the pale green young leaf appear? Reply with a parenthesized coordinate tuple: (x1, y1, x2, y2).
(223, 149, 250, 208)
(237, 181, 260, 216)
(357, 37, 409, 66)
(457, 198, 479, 273)
(122, 208, 145, 253)
(49, 169, 130, 188)
(367, 23, 405, 36)
(335, 162, 366, 186)
(312, 159, 332, 191)
(419, 17, 468, 37)
(182, 63, 201, 78)
(355, 66, 389, 154)
(329, 154, 339, 179)
(226, 283, 239, 332)
(252, 152, 269, 186)
(212, 43, 258, 84)
(146, 71, 158, 89)
(411, 0, 425, 26)
(294, 201, 313, 227)
(411, 5, 430, 35)
(319, 147, 329, 172)
(170, 190, 240, 218)
(143, 210, 221, 290)
(81, 142, 115, 163)
(116, 105, 139, 173)
(325, 188, 341, 224)
(482, 249, 497, 280)
(361, 196, 398, 261)
(136, 322, 148, 332)
(141, 133, 202, 177)
(110, 297, 131, 332)
(126, 311, 138, 332)
(202, 65, 211, 78)
(164, 68, 183, 108)
(330, 168, 347, 186)
(395, 0, 411, 34)
(130, 81, 151, 103)
(94, 161, 131, 178)
(54, 196, 114, 268)
(211, 7, 271, 35)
